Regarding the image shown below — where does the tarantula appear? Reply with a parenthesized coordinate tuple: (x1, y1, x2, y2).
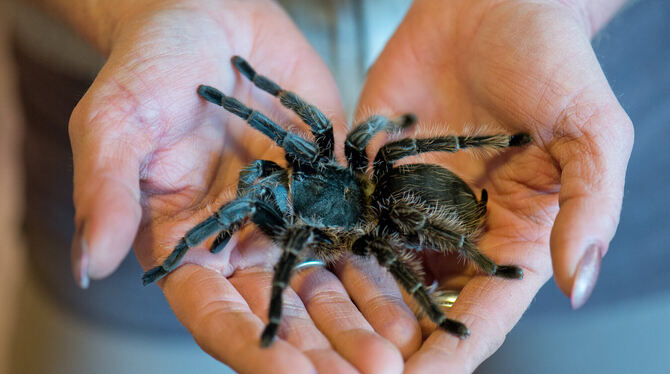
(142, 56, 531, 347)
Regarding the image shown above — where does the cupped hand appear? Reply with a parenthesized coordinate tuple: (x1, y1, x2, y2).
(356, 0, 633, 371)
(69, 1, 406, 372)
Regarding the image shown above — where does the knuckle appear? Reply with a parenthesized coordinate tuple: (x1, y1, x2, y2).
(551, 92, 634, 174)
(552, 90, 602, 141)
(552, 86, 633, 146)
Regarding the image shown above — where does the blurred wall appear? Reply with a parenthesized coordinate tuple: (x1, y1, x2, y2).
(0, 3, 27, 374)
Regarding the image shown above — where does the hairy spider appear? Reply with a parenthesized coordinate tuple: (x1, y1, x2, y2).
(142, 56, 532, 347)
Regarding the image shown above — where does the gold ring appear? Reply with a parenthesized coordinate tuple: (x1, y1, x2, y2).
(433, 289, 459, 308)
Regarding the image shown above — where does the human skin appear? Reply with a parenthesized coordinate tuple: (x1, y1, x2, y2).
(58, 1, 400, 372)
(30, 0, 630, 372)
(357, 0, 632, 371)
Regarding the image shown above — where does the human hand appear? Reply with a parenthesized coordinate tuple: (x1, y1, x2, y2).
(67, 1, 410, 372)
(356, 0, 633, 371)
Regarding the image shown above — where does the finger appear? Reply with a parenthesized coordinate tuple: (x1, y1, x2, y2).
(405, 259, 548, 373)
(162, 264, 316, 374)
(230, 267, 358, 374)
(241, 4, 348, 137)
(548, 87, 634, 308)
(292, 267, 404, 374)
(69, 102, 147, 287)
(334, 254, 422, 359)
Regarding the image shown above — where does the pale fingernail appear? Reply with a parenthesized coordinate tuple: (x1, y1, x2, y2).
(570, 243, 602, 309)
(71, 223, 90, 289)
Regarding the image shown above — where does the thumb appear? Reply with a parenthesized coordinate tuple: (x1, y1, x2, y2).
(69, 102, 146, 288)
(549, 87, 634, 309)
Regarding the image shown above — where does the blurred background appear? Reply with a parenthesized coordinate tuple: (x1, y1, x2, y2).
(1, 0, 669, 373)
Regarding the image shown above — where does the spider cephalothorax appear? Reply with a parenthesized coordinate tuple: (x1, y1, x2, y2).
(142, 56, 532, 347)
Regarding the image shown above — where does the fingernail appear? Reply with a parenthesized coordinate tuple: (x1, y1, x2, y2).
(570, 243, 602, 309)
(71, 223, 90, 289)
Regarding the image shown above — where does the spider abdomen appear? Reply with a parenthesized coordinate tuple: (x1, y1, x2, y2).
(374, 163, 487, 237)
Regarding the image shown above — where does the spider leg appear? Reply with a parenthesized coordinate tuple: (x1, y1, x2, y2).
(209, 229, 239, 255)
(142, 197, 285, 285)
(387, 202, 523, 279)
(352, 233, 471, 339)
(261, 226, 333, 347)
(373, 133, 532, 178)
(459, 236, 524, 279)
(231, 56, 335, 160)
(345, 114, 416, 173)
(427, 224, 523, 279)
(198, 85, 318, 166)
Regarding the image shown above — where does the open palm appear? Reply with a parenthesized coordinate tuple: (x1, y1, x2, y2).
(69, 1, 411, 373)
(358, 0, 633, 371)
